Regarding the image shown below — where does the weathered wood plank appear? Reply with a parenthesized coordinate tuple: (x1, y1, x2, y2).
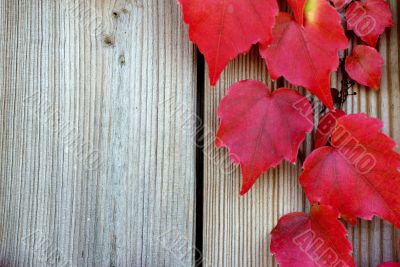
(203, 0, 400, 266)
(203, 48, 305, 267)
(0, 0, 197, 266)
(341, 0, 400, 265)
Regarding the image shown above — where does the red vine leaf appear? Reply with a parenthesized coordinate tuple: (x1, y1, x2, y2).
(345, 0, 393, 47)
(216, 80, 313, 195)
(315, 109, 346, 148)
(270, 205, 355, 267)
(378, 263, 400, 267)
(300, 113, 400, 227)
(178, 0, 278, 86)
(260, 0, 348, 109)
(345, 45, 384, 90)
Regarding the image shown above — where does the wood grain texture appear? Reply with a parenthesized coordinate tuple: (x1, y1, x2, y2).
(340, 0, 400, 265)
(203, 47, 306, 267)
(0, 0, 197, 266)
(203, 1, 400, 266)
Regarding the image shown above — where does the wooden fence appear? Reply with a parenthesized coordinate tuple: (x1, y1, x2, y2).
(0, 0, 398, 266)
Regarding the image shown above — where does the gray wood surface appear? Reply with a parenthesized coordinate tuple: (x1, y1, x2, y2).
(203, 48, 306, 267)
(0, 0, 197, 266)
(1, 0, 400, 266)
(202, 0, 400, 266)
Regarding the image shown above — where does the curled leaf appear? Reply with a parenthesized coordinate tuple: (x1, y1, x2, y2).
(270, 205, 355, 267)
(287, 0, 307, 24)
(315, 109, 346, 148)
(345, 45, 384, 90)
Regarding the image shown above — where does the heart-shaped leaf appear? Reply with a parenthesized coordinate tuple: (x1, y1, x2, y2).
(216, 80, 313, 195)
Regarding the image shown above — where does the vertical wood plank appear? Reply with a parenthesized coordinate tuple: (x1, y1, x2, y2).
(203, 48, 306, 267)
(341, 1, 400, 266)
(0, 0, 197, 266)
(203, 0, 400, 266)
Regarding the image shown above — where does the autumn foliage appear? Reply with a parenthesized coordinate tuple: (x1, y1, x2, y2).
(179, 0, 395, 265)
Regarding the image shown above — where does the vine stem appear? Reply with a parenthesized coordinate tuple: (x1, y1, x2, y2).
(338, 10, 356, 110)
